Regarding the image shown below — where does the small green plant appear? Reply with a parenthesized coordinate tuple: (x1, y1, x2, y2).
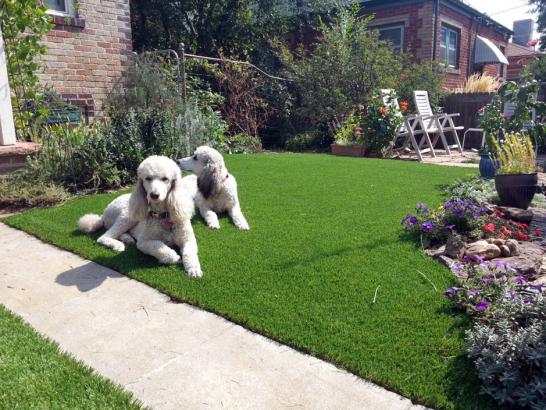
(333, 105, 364, 145)
(0, 173, 70, 209)
(478, 95, 503, 155)
(362, 92, 403, 154)
(493, 133, 536, 175)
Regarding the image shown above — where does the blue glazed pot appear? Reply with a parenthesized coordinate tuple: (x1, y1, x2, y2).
(479, 154, 497, 179)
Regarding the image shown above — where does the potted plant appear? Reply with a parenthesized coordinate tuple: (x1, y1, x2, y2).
(331, 105, 366, 157)
(493, 133, 538, 210)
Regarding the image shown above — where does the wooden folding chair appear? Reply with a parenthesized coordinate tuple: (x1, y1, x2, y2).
(414, 90, 464, 155)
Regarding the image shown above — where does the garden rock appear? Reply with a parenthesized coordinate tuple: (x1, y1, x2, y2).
(500, 245, 511, 257)
(495, 242, 544, 278)
(445, 235, 465, 259)
(505, 239, 520, 257)
(425, 245, 445, 258)
(465, 240, 501, 260)
(499, 207, 533, 223)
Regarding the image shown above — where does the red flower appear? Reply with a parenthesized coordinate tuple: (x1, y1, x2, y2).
(354, 127, 362, 137)
(400, 100, 409, 113)
(535, 229, 543, 236)
(495, 210, 505, 218)
(482, 223, 495, 233)
(500, 233, 506, 240)
(378, 107, 388, 116)
(516, 231, 529, 241)
(478, 106, 485, 114)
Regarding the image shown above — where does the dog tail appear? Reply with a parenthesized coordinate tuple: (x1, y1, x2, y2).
(78, 214, 104, 233)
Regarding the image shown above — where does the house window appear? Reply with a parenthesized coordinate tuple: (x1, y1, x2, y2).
(440, 24, 459, 68)
(44, 0, 74, 16)
(376, 24, 405, 53)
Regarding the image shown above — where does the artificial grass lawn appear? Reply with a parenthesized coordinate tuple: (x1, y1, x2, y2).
(4, 154, 499, 409)
(0, 305, 143, 409)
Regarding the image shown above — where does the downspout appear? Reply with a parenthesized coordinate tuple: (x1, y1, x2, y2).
(466, 17, 475, 76)
(432, 0, 440, 61)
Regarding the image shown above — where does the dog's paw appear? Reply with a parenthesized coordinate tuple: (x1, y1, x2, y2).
(236, 221, 250, 231)
(159, 252, 181, 265)
(98, 237, 125, 252)
(207, 221, 220, 230)
(186, 265, 203, 278)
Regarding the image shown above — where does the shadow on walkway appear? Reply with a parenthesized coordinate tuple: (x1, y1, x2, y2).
(55, 262, 125, 292)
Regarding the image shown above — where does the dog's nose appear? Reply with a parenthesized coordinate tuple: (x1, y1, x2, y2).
(150, 193, 159, 200)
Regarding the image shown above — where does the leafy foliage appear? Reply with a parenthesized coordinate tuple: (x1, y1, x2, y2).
(0, 0, 53, 140)
(281, 9, 402, 138)
(396, 60, 445, 112)
(0, 174, 70, 209)
(493, 133, 536, 175)
(530, 0, 546, 51)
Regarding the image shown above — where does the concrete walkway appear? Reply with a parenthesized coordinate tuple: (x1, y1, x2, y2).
(0, 223, 425, 410)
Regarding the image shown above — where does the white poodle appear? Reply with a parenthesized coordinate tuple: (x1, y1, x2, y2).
(78, 156, 202, 278)
(176, 146, 249, 230)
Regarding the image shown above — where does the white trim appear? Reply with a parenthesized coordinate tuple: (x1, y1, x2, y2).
(474, 35, 509, 65)
(374, 23, 405, 53)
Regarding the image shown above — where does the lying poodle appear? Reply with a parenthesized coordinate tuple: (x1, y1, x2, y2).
(176, 146, 249, 230)
(78, 156, 202, 278)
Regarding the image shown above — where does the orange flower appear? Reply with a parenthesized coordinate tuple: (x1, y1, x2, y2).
(400, 100, 409, 113)
(378, 107, 388, 116)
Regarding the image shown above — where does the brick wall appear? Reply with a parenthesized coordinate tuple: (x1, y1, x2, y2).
(437, 3, 509, 89)
(39, 0, 133, 121)
(364, 1, 510, 91)
(366, 2, 435, 63)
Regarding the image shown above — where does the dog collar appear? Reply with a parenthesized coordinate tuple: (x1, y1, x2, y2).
(148, 211, 174, 230)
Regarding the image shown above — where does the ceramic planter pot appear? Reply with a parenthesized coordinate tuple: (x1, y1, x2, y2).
(495, 173, 539, 210)
(330, 144, 365, 157)
(479, 154, 497, 179)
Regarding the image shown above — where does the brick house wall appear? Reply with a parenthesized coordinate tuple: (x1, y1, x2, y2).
(363, 0, 511, 90)
(39, 0, 133, 121)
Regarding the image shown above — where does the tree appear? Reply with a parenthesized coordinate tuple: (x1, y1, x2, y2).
(530, 0, 546, 50)
(130, 0, 339, 56)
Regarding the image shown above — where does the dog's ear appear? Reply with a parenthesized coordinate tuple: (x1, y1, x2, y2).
(165, 173, 189, 222)
(128, 180, 148, 221)
(198, 162, 221, 199)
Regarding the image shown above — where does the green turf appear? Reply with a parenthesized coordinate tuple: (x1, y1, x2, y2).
(3, 153, 499, 409)
(0, 305, 144, 409)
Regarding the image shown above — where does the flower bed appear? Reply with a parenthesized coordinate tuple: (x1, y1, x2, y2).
(402, 195, 546, 408)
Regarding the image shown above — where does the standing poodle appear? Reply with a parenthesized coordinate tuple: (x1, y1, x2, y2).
(78, 156, 202, 278)
(176, 146, 249, 230)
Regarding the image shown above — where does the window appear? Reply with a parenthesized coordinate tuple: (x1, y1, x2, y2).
(440, 25, 459, 68)
(376, 24, 405, 54)
(44, 0, 74, 16)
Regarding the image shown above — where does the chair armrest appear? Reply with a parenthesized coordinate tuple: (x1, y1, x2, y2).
(444, 113, 460, 118)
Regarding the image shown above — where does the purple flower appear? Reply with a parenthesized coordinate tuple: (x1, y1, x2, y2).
(475, 255, 485, 264)
(472, 214, 482, 219)
(422, 220, 435, 233)
(454, 208, 465, 217)
(524, 295, 535, 304)
(416, 202, 430, 215)
(468, 289, 481, 296)
(444, 200, 453, 210)
(496, 261, 507, 269)
(443, 287, 460, 298)
(463, 256, 473, 263)
(445, 224, 455, 230)
(506, 290, 517, 300)
(409, 216, 418, 225)
(480, 277, 493, 283)
(515, 276, 527, 285)
(452, 262, 464, 274)
(475, 301, 490, 311)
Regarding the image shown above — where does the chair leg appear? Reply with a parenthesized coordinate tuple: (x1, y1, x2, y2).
(434, 118, 451, 155)
(448, 118, 463, 153)
(410, 135, 423, 161)
(423, 131, 436, 158)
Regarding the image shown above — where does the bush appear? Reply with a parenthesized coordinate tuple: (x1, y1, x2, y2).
(284, 132, 325, 152)
(281, 8, 401, 138)
(0, 173, 70, 209)
(397, 60, 445, 112)
(444, 259, 546, 409)
(444, 177, 498, 204)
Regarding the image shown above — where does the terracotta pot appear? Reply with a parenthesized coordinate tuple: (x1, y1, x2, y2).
(330, 144, 365, 157)
(495, 173, 539, 210)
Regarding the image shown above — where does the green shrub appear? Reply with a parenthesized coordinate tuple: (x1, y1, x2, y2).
(0, 174, 70, 209)
(397, 60, 445, 112)
(281, 8, 401, 137)
(284, 132, 324, 152)
(466, 292, 546, 409)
